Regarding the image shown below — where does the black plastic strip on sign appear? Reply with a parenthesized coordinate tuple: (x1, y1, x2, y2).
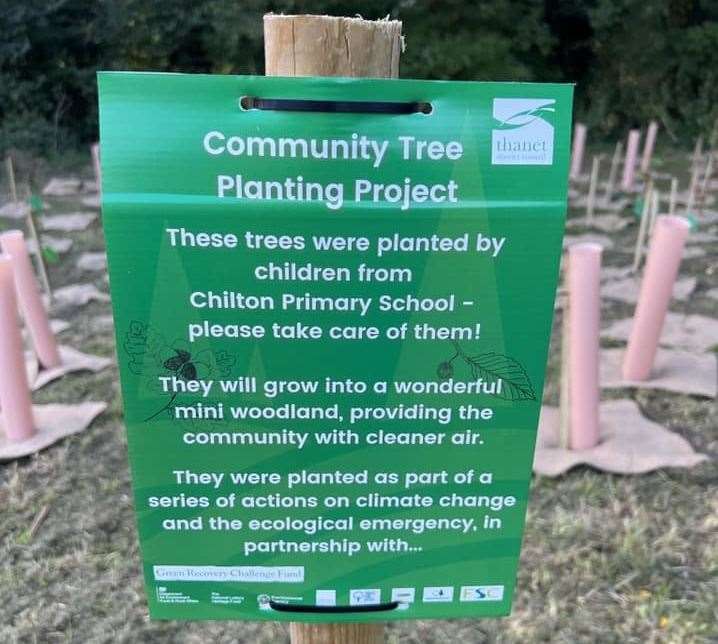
(269, 600, 400, 613)
(242, 96, 432, 114)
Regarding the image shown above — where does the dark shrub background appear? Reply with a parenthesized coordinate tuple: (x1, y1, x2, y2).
(1, 0, 717, 154)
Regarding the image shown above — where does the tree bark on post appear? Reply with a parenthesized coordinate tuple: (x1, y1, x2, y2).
(263, 13, 403, 644)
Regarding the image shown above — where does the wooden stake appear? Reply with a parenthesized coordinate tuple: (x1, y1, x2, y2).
(668, 177, 678, 216)
(640, 120, 658, 174)
(91, 143, 102, 194)
(264, 14, 402, 78)
(22, 186, 53, 303)
(698, 152, 714, 217)
(585, 155, 600, 224)
(5, 156, 18, 202)
(691, 136, 703, 171)
(263, 14, 403, 644)
(648, 189, 660, 235)
(28, 504, 50, 540)
(685, 162, 699, 217)
(710, 117, 718, 152)
(604, 140, 622, 203)
(632, 179, 652, 273)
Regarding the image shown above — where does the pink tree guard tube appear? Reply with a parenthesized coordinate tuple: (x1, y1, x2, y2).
(569, 123, 587, 180)
(568, 243, 602, 450)
(622, 216, 690, 380)
(640, 121, 658, 173)
(621, 129, 641, 191)
(0, 231, 61, 368)
(0, 255, 35, 442)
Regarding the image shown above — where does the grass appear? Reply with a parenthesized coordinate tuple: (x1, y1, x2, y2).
(1, 145, 717, 643)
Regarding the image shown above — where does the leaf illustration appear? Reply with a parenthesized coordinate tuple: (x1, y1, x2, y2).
(213, 350, 236, 377)
(179, 362, 197, 381)
(164, 349, 191, 372)
(467, 353, 536, 401)
(124, 321, 150, 374)
(124, 320, 237, 421)
(124, 321, 166, 375)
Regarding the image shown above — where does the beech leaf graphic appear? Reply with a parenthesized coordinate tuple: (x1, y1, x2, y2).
(467, 353, 536, 401)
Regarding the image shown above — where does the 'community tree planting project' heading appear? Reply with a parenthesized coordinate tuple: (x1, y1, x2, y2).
(203, 131, 462, 210)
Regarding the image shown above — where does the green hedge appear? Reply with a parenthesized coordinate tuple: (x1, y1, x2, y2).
(1, 0, 717, 155)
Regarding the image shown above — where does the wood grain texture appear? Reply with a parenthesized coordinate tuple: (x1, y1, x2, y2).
(263, 13, 403, 644)
(289, 622, 385, 644)
(264, 14, 402, 78)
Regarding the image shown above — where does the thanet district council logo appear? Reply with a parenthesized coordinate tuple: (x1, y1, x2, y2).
(491, 98, 555, 165)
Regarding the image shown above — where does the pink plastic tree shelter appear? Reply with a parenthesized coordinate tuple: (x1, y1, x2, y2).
(621, 129, 641, 191)
(0, 231, 61, 368)
(568, 243, 603, 450)
(640, 121, 658, 173)
(0, 255, 36, 441)
(622, 216, 690, 380)
(569, 123, 587, 180)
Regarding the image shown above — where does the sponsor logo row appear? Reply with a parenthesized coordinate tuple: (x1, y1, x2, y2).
(311, 585, 504, 608)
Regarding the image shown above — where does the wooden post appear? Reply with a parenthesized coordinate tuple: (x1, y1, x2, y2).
(632, 178, 653, 273)
(264, 14, 402, 78)
(569, 123, 587, 181)
(288, 623, 385, 644)
(668, 177, 678, 217)
(5, 155, 18, 202)
(710, 117, 718, 152)
(21, 185, 53, 302)
(91, 143, 102, 194)
(648, 189, 660, 235)
(603, 140, 622, 203)
(691, 136, 703, 171)
(263, 13, 402, 644)
(698, 152, 714, 217)
(685, 162, 699, 217)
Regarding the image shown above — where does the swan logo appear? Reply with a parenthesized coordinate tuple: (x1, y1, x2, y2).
(491, 98, 555, 165)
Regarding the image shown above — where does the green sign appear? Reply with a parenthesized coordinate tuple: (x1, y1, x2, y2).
(98, 71, 572, 622)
